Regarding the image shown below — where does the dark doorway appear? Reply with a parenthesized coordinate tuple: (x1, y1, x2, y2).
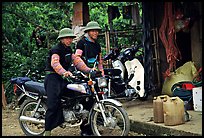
(176, 31, 192, 68)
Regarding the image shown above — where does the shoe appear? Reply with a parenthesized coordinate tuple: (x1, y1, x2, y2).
(43, 131, 51, 136)
(80, 131, 93, 136)
(59, 123, 66, 129)
(184, 111, 190, 122)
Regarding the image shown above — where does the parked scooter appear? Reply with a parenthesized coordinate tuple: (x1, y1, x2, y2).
(103, 44, 148, 101)
(10, 69, 130, 136)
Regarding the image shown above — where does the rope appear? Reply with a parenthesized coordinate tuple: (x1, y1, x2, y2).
(159, 2, 182, 79)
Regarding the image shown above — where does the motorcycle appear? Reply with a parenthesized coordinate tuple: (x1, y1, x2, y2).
(103, 44, 148, 101)
(10, 69, 130, 136)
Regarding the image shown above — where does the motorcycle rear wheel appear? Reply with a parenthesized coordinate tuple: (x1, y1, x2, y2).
(90, 102, 130, 136)
(18, 99, 47, 136)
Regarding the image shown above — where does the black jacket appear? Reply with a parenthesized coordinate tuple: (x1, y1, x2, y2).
(45, 42, 73, 72)
(76, 37, 101, 61)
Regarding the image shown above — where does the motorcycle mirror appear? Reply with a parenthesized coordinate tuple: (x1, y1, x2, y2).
(103, 50, 113, 60)
(132, 44, 143, 53)
(25, 70, 31, 76)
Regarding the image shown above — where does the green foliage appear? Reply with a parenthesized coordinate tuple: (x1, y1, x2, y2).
(2, 2, 74, 81)
(89, 2, 141, 31)
(89, 2, 143, 54)
(2, 2, 74, 103)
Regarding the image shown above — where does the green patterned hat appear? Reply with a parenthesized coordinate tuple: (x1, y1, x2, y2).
(57, 28, 76, 40)
(83, 21, 101, 33)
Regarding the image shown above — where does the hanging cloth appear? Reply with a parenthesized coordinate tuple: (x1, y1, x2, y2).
(122, 5, 132, 19)
(107, 6, 120, 20)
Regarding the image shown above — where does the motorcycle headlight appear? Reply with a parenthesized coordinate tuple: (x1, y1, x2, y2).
(96, 77, 107, 88)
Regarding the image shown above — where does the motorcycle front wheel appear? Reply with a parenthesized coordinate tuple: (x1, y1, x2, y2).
(18, 99, 47, 136)
(90, 102, 130, 136)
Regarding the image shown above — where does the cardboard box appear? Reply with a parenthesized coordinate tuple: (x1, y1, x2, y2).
(192, 87, 202, 111)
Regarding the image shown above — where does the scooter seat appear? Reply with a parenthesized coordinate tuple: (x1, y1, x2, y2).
(104, 68, 121, 76)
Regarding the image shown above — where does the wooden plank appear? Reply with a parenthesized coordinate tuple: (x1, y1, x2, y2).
(72, 2, 83, 27)
(2, 84, 7, 109)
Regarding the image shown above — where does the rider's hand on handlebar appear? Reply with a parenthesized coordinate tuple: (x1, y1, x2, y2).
(63, 71, 75, 78)
(91, 67, 97, 71)
(101, 69, 105, 76)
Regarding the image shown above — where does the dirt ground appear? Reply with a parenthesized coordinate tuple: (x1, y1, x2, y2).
(2, 108, 81, 136)
(2, 107, 141, 136)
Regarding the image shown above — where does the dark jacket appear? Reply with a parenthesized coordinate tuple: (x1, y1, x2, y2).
(45, 42, 73, 72)
(76, 37, 101, 61)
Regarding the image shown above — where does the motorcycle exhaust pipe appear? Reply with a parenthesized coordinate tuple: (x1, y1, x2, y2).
(19, 116, 45, 124)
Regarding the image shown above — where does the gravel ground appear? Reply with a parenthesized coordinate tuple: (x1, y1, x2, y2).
(2, 107, 141, 136)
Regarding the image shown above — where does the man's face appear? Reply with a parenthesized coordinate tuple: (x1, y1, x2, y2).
(61, 37, 74, 46)
(88, 29, 99, 40)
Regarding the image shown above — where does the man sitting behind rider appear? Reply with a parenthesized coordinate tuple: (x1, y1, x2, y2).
(72, 21, 104, 136)
(72, 21, 104, 76)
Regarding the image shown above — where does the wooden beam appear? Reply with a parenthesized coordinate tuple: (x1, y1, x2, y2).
(72, 2, 90, 27)
(72, 2, 84, 27)
(2, 84, 7, 110)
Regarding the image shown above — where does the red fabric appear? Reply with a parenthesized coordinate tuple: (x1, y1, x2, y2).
(13, 84, 18, 94)
(182, 83, 195, 90)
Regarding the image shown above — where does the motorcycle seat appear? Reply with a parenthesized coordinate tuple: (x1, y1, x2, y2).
(24, 81, 46, 96)
(10, 77, 31, 85)
(104, 68, 121, 76)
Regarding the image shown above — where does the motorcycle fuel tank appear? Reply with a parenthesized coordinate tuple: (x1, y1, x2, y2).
(67, 83, 90, 94)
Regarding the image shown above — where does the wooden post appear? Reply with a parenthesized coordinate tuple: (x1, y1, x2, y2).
(105, 30, 110, 55)
(2, 84, 7, 109)
(72, 2, 90, 27)
(105, 27, 111, 68)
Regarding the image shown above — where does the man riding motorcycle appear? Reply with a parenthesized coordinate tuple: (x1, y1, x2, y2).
(44, 28, 76, 136)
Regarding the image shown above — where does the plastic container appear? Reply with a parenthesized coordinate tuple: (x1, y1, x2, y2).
(153, 95, 170, 123)
(163, 96, 185, 126)
(192, 87, 202, 111)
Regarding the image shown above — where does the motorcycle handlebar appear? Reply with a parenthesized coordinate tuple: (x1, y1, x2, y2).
(64, 70, 101, 82)
(103, 47, 120, 61)
(103, 54, 111, 61)
(71, 71, 88, 79)
(89, 70, 102, 78)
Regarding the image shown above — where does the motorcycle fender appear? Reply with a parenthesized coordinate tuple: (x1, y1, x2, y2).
(94, 99, 123, 109)
(89, 99, 123, 124)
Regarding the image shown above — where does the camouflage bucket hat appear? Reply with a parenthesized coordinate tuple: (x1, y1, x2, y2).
(57, 28, 76, 40)
(83, 21, 101, 33)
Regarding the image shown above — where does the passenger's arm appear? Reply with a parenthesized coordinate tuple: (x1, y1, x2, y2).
(97, 53, 104, 76)
(72, 53, 91, 73)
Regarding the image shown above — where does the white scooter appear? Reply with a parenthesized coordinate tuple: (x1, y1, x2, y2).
(103, 44, 147, 101)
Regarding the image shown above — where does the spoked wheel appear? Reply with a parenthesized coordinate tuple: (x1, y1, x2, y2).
(18, 99, 47, 136)
(90, 102, 130, 136)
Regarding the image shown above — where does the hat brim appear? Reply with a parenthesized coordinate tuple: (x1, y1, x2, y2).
(84, 27, 101, 32)
(57, 34, 76, 40)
